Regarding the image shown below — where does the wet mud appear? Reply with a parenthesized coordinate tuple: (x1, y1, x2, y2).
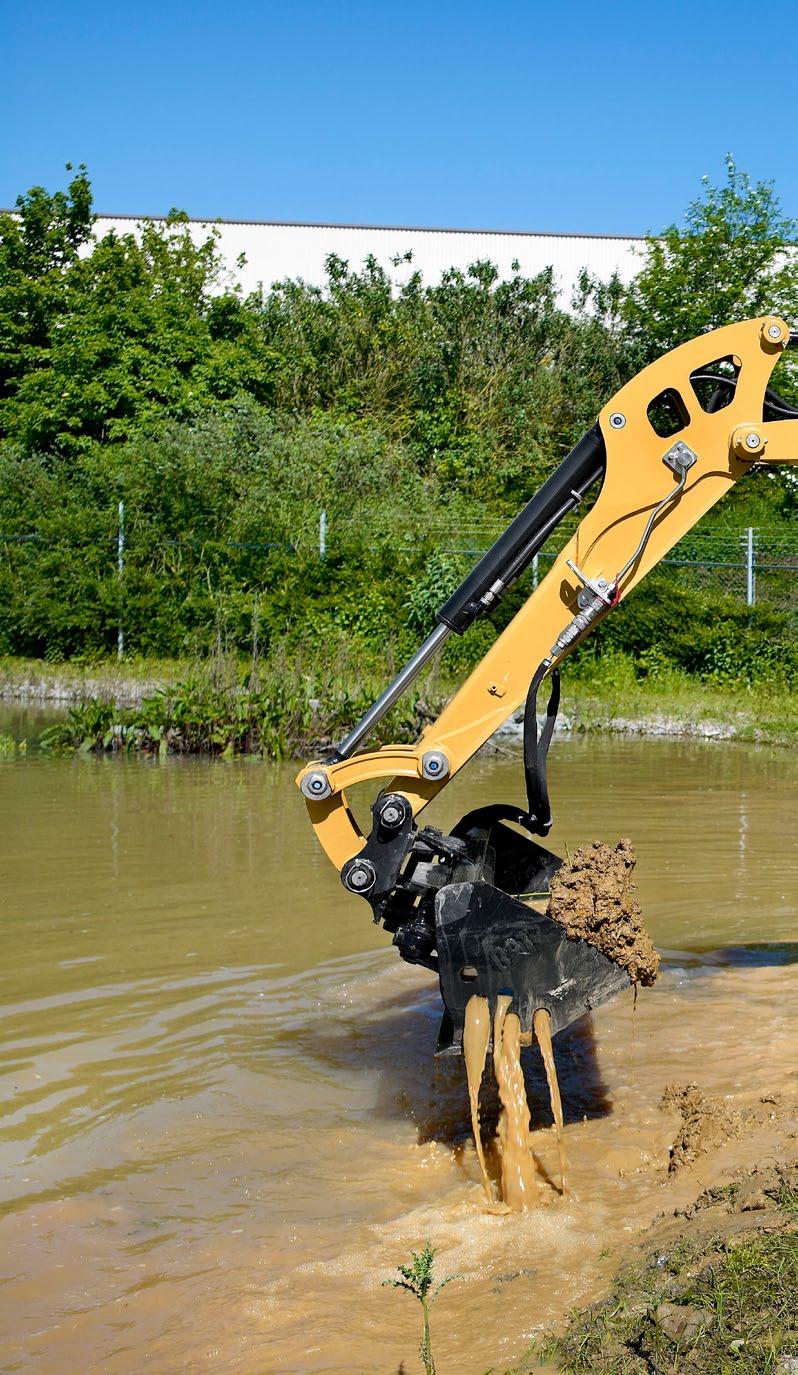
(546, 837, 660, 986)
(543, 1157, 798, 1373)
(662, 1081, 788, 1173)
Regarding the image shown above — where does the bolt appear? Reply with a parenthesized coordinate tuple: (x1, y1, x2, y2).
(378, 797, 406, 830)
(344, 860, 376, 894)
(761, 319, 786, 349)
(609, 412, 626, 429)
(300, 769, 332, 800)
(731, 425, 767, 460)
(421, 749, 450, 781)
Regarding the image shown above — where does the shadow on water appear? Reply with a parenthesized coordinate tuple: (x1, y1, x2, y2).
(308, 982, 613, 1147)
(663, 942, 798, 971)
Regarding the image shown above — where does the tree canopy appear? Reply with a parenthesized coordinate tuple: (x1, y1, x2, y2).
(0, 159, 794, 663)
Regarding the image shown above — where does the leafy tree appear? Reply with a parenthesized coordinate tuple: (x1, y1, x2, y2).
(623, 156, 798, 359)
(259, 252, 628, 501)
(0, 174, 278, 453)
(0, 165, 93, 415)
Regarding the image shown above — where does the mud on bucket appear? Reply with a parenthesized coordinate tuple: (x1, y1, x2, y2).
(434, 880, 631, 1056)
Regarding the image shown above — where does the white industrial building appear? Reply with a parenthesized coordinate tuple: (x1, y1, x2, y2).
(93, 214, 646, 304)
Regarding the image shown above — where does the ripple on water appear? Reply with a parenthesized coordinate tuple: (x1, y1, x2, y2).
(0, 737, 796, 1373)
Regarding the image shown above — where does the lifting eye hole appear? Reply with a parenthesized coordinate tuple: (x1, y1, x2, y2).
(647, 388, 690, 438)
(689, 355, 740, 414)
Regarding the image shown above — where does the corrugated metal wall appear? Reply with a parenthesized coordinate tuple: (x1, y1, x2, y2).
(93, 215, 645, 302)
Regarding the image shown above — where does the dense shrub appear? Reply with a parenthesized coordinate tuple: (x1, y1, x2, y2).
(0, 162, 795, 673)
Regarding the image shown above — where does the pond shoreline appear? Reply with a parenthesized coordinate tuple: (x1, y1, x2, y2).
(1, 655, 794, 753)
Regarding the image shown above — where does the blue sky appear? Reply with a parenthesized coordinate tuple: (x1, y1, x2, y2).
(3, 0, 796, 235)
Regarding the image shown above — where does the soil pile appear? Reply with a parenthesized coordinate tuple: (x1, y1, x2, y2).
(663, 1083, 786, 1173)
(546, 838, 660, 986)
(663, 1082, 744, 1172)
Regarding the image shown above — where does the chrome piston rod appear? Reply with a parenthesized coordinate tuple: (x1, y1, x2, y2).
(330, 622, 452, 761)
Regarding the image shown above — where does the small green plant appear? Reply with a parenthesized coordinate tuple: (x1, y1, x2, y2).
(384, 1241, 461, 1375)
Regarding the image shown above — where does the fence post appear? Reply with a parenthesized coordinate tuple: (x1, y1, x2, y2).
(117, 499, 125, 659)
(532, 552, 539, 590)
(319, 509, 327, 561)
(745, 526, 755, 607)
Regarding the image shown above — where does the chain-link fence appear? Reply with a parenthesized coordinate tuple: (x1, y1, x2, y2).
(5, 509, 793, 614)
(532, 527, 797, 612)
(1, 509, 795, 659)
(331, 513, 795, 614)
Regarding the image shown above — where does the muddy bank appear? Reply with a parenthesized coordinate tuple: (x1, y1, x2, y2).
(540, 1157, 798, 1374)
(546, 839, 660, 987)
(494, 686, 798, 749)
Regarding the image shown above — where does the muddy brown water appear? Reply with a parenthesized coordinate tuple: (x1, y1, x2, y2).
(1, 726, 797, 1374)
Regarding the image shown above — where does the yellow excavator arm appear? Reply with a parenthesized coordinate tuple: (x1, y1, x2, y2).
(295, 317, 798, 1054)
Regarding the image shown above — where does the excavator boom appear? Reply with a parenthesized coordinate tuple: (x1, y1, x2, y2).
(296, 317, 798, 1051)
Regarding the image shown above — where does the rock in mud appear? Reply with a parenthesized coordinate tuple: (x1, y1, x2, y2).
(545, 838, 660, 986)
(654, 1302, 708, 1343)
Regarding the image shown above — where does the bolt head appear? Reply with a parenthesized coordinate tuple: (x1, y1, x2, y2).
(379, 797, 406, 829)
(761, 319, 786, 349)
(609, 412, 626, 430)
(300, 769, 332, 800)
(344, 860, 376, 894)
(421, 750, 450, 781)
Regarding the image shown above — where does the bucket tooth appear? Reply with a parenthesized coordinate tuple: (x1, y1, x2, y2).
(434, 880, 630, 1055)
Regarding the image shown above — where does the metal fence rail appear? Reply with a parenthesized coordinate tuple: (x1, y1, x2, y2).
(318, 511, 798, 612)
(2, 514, 796, 665)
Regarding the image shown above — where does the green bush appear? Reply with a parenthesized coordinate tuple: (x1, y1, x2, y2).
(592, 577, 798, 685)
(0, 162, 795, 677)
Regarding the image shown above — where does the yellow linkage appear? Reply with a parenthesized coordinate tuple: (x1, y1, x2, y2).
(297, 317, 798, 870)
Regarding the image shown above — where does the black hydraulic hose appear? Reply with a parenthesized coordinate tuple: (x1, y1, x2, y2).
(691, 371, 798, 421)
(436, 425, 607, 633)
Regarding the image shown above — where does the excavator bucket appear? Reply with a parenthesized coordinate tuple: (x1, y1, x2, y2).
(331, 793, 632, 1054)
(433, 880, 631, 1056)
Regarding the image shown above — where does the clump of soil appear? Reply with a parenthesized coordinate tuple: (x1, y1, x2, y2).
(662, 1083, 744, 1172)
(663, 1083, 787, 1174)
(546, 838, 660, 986)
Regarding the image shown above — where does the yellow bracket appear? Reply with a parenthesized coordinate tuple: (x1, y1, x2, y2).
(297, 316, 798, 871)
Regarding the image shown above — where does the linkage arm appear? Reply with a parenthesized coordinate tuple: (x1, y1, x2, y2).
(298, 316, 798, 872)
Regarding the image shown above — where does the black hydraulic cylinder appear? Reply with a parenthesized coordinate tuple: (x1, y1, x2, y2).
(436, 424, 607, 633)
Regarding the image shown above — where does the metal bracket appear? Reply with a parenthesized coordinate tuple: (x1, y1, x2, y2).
(662, 440, 698, 476)
(565, 559, 615, 609)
